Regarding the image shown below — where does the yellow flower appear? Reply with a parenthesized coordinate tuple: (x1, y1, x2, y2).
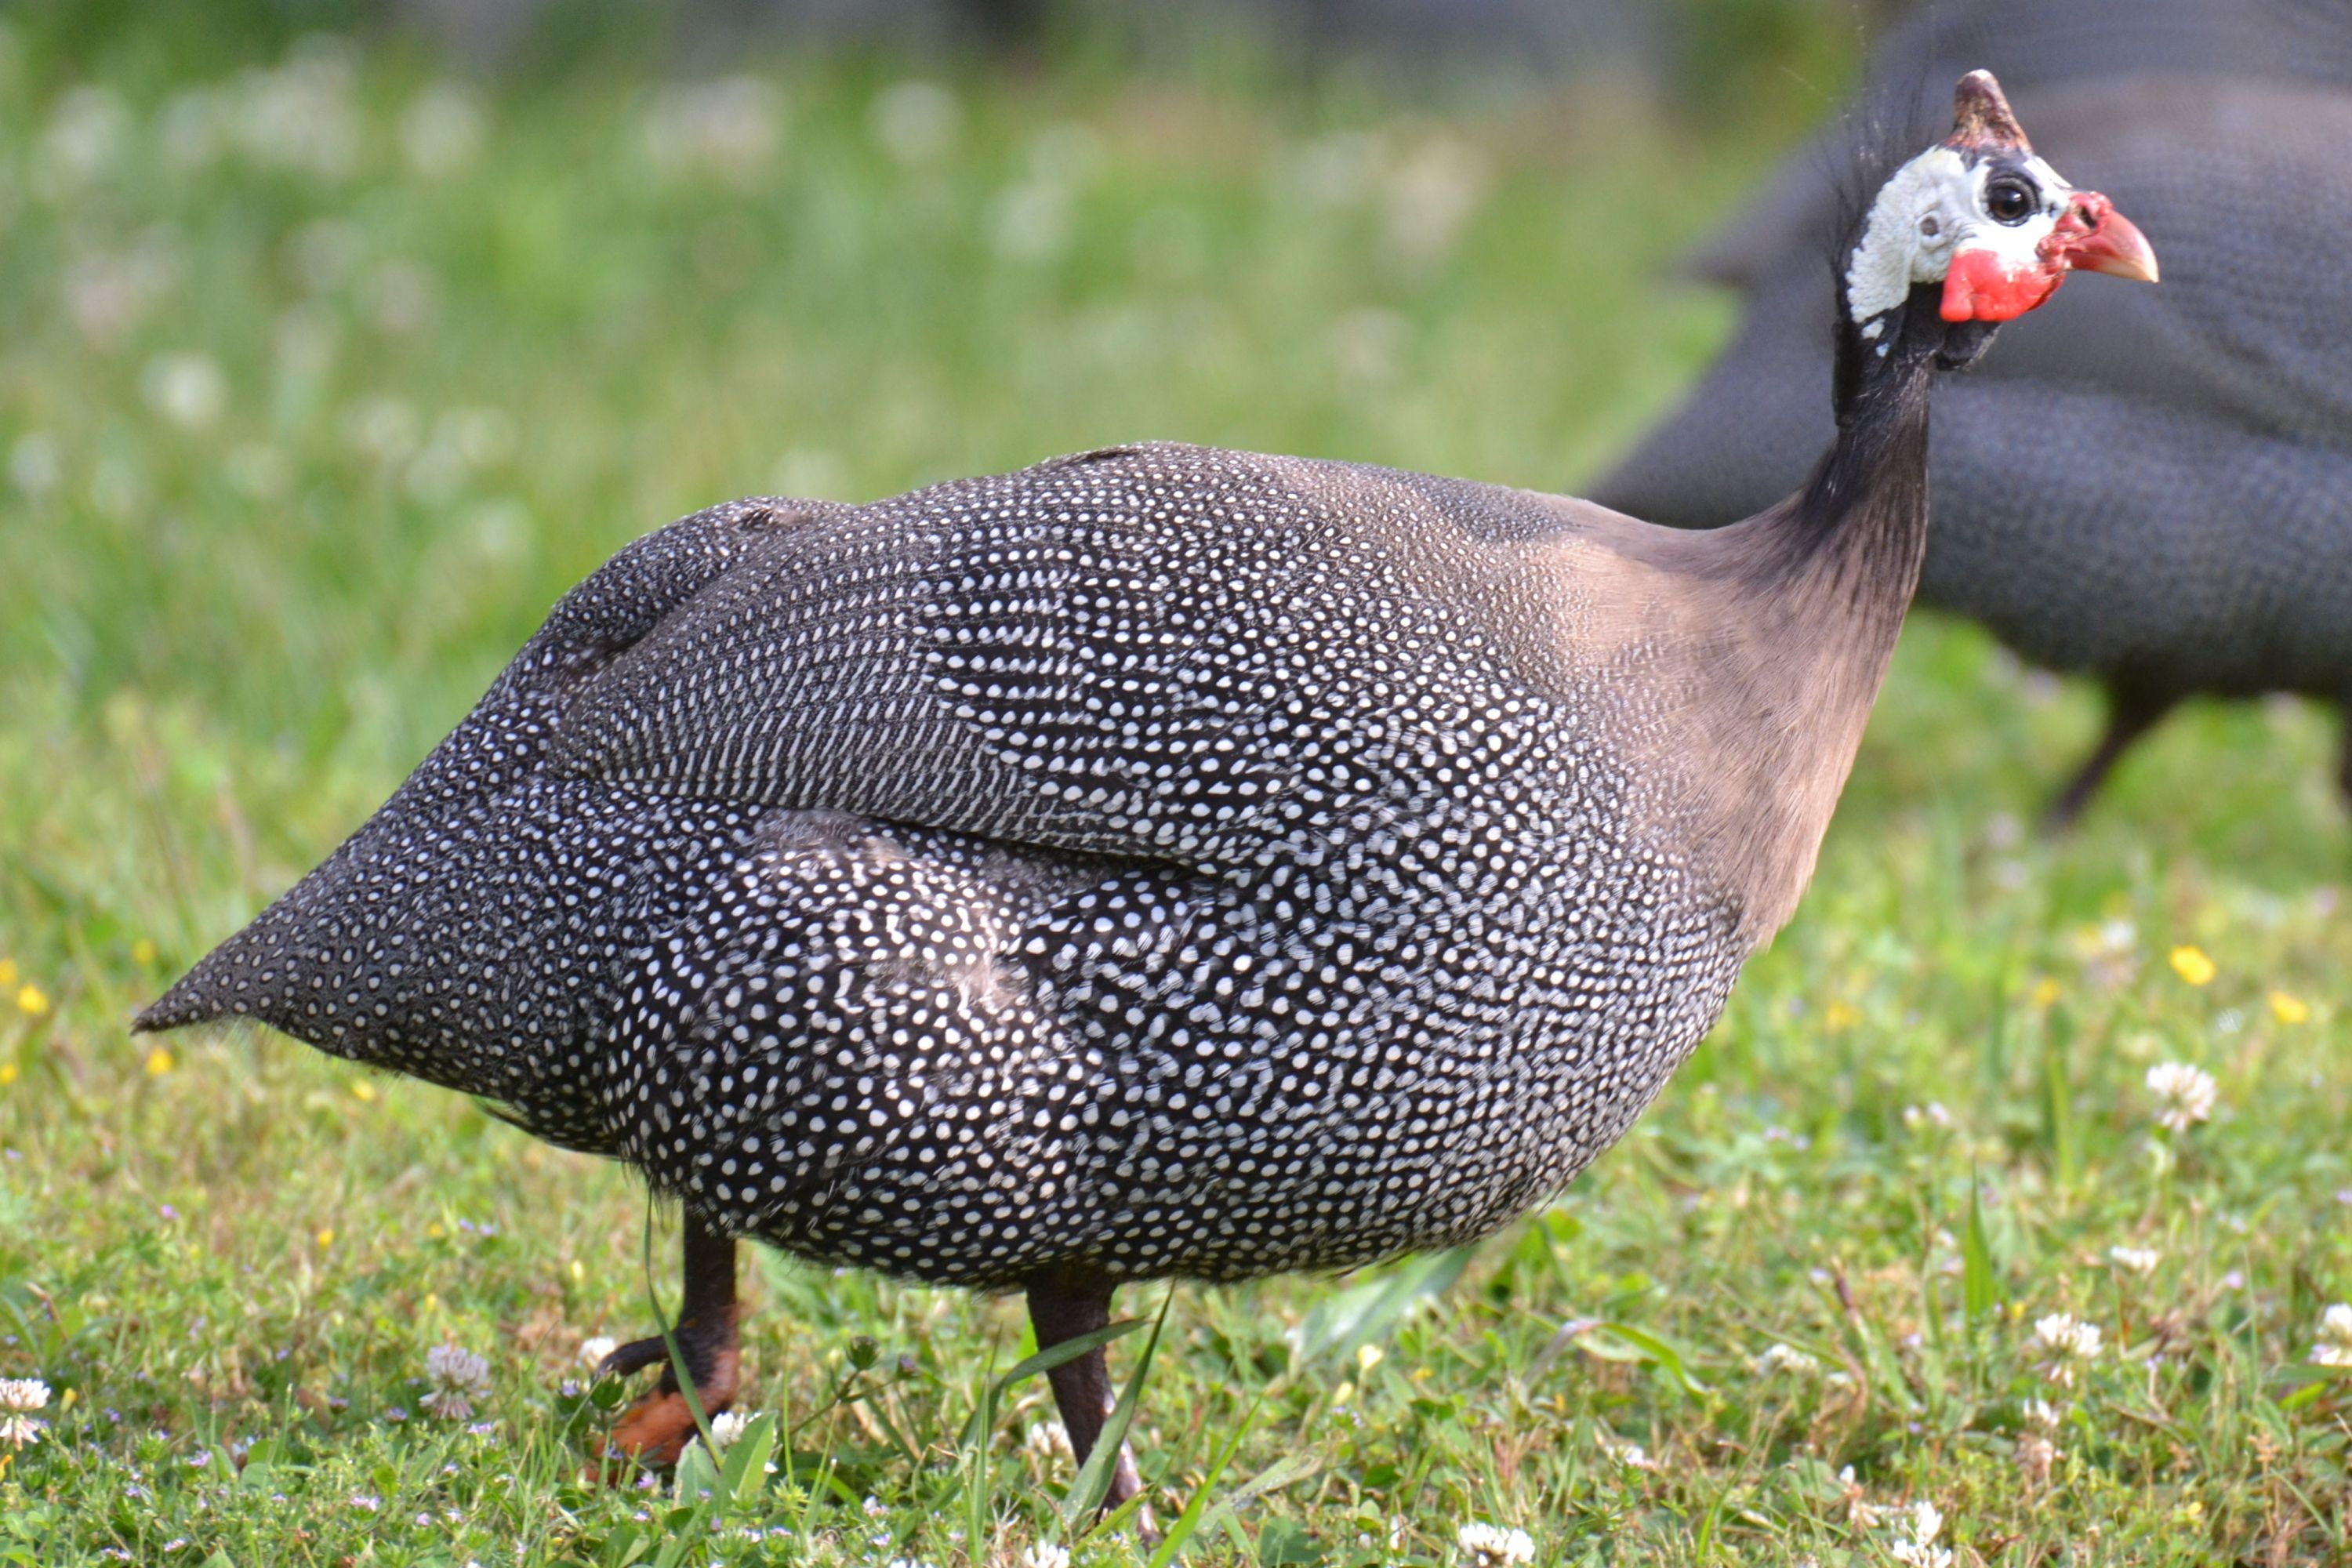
(1824, 1000, 1860, 1032)
(16, 985, 49, 1017)
(131, 939, 158, 967)
(350, 1080, 378, 1102)
(2268, 990, 2310, 1025)
(0, 960, 16, 988)
(2169, 946, 2216, 986)
(427, 1221, 445, 1240)
(1330, 1380, 1354, 1407)
(2030, 976, 2061, 1009)
(316, 1228, 335, 1248)
(0, 1063, 16, 1087)
(1356, 1343, 1385, 1375)
(143, 1046, 174, 1076)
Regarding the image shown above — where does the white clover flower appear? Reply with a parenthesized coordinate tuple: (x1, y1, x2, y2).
(2310, 1303, 2352, 1368)
(1023, 1419, 1073, 1461)
(642, 77, 782, 180)
(1901, 1102, 1951, 1132)
(578, 1336, 617, 1371)
(2015, 1431, 2059, 1486)
(2145, 1062, 2216, 1132)
(708, 1410, 750, 1450)
(141, 353, 227, 430)
(2031, 1314, 2103, 1385)
(869, 81, 960, 166)
(1022, 1544, 1071, 1568)
(422, 1344, 490, 1420)
(2107, 1246, 2160, 1276)
(1751, 1343, 1820, 1377)
(1887, 1499, 1952, 1568)
(1456, 1521, 1535, 1566)
(1836, 1465, 1884, 1527)
(0, 1378, 49, 1449)
(399, 83, 485, 177)
(2020, 1397, 2063, 1432)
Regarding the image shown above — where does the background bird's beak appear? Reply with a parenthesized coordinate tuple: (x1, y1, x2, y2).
(2055, 192, 2160, 283)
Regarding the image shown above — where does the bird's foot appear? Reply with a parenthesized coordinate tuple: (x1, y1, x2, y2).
(590, 1334, 741, 1475)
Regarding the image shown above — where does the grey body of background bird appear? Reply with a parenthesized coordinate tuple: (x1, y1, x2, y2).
(1594, 0, 2352, 824)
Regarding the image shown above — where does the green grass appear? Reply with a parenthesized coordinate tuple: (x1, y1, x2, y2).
(4, 18, 2350, 1567)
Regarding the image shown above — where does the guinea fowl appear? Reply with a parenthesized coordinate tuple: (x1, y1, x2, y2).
(1597, 1, 2351, 827)
(136, 74, 2151, 1508)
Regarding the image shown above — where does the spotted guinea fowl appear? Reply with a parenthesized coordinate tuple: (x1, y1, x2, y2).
(136, 74, 2151, 1509)
(1597, 0, 2350, 827)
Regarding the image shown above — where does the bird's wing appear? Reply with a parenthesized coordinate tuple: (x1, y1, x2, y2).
(547, 443, 1350, 873)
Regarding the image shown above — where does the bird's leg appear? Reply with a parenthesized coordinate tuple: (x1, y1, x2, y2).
(2042, 681, 2174, 833)
(2336, 706, 2352, 813)
(596, 1212, 741, 1472)
(1025, 1265, 1145, 1516)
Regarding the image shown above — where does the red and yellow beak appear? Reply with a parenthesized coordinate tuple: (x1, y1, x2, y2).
(1940, 190, 2158, 324)
(2054, 191, 2160, 284)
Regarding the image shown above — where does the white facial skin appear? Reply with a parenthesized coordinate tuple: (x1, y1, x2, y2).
(1845, 145, 2075, 325)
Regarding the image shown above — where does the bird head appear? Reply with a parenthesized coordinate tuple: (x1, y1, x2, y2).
(1844, 71, 2158, 361)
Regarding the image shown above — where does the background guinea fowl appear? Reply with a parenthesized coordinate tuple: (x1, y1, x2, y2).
(132, 74, 2151, 1511)
(1593, 0, 2352, 826)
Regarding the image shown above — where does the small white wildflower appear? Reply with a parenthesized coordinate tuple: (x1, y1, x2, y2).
(2031, 1314, 2103, 1385)
(141, 353, 228, 430)
(643, 77, 782, 180)
(869, 81, 960, 165)
(422, 1344, 490, 1420)
(2145, 1062, 2216, 1132)
(2107, 1245, 2160, 1276)
(0, 1377, 49, 1448)
(707, 1410, 750, 1450)
(2020, 1397, 2062, 1431)
(1456, 1521, 1535, 1566)
(9, 434, 60, 496)
(2015, 1430, 2059, 1485)
(2310, 1303, 2352, 1368)
(1835, 1467, 1884, 1527)
(1022, 1544, 1071, 1568)
(1023, 1419, 1073, 1461)
(578, 1336, 617, 1371)
(1887, 1499, 1952, 1568)
(1901, 1102, 1951, 1131)
(1751, 1343, 1820, 1377)
(399, 83, 485, 176)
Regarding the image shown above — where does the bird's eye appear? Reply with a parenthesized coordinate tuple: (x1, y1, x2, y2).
(1985, 178, 2037, 225)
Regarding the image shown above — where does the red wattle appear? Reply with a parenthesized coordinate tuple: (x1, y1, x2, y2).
(1940, 249, 2062, 323)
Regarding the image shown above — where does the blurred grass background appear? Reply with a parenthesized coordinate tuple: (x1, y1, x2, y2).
(1, 4, 2347, 1564)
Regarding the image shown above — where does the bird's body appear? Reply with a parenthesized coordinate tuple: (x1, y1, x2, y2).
(140, 72, 2154, 1503)
(140, 443, 1917, 1286)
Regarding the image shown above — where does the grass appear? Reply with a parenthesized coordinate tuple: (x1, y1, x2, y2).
(3, 16, 2350, 1567)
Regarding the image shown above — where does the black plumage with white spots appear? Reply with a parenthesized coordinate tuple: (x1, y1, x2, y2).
(141, 445, 1744, 1287)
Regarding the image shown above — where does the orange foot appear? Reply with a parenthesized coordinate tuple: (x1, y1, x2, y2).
(589, 1332, 741, 1479)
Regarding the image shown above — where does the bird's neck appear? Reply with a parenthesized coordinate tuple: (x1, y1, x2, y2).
(1760, 285, 1945, 624)
(1658, 284, 1946, 946)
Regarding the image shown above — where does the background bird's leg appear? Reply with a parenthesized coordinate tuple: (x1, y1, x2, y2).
(1025, 1266, 1145, 1513)
(597, 1212, 742, 1471)
(2336, 706, 2352, 813)
(2042, 680, 2175, 833)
